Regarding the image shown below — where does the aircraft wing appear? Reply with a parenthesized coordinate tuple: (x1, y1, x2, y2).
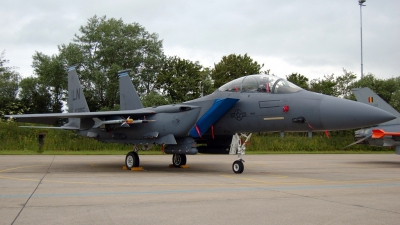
(5, 109, 156, 125)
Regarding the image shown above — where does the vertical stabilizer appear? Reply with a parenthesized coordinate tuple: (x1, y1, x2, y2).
(118, 69, 143, 110)
(68, 66, 90, 113)
(65, 66, 90, 129)
(352, 87, 400, 125)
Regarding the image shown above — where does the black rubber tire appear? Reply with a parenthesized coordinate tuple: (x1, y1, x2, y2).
(232, 160, 244, 174)
(125, 152, 140, 169)
(172, 154, 187, 168)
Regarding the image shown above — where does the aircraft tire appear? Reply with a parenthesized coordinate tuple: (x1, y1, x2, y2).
(232, 160, 244, 174)
(172, 154, 187, 168)
(125, 152, 140, 169)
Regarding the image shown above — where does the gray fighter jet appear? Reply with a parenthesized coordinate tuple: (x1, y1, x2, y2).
(5, 67, 395, 173)
(347, 87, 400, 154)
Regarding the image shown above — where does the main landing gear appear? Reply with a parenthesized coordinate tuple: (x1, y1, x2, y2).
(172, 154, 187, 167)
(124, 135, 253, 173)
(230, 133, 252, 174)
(125, 151, 139, 169)
(125, 146, 140, 169)
(124, 146, 189, 170)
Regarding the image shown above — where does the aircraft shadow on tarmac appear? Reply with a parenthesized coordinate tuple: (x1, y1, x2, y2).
(49, 161, 229, 174)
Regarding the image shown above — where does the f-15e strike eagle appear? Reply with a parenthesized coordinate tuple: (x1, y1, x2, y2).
(346, 87, 400, 154)
(5, 67, 395, 173)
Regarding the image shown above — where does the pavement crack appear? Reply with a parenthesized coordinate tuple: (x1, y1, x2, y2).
(11, 156, 56, 225)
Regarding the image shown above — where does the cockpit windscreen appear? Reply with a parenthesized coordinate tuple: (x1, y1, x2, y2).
(216, 74, 302, 94)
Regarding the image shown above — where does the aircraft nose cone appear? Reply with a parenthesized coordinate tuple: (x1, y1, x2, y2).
(320, 96, 395, 130)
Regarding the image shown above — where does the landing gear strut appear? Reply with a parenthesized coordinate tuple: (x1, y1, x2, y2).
(230, 133, 252, 174)
(172, 154, 187, 168)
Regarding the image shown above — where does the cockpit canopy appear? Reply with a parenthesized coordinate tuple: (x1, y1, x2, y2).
(216, 74, 302, 94)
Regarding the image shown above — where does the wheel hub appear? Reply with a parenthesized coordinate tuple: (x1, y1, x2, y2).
(233, 164, 239, 171)
(126, 155, 134, 167)
(173, 155, 181, 165)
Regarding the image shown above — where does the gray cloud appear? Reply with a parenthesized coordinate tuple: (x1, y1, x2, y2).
(1, 0, 399, 79)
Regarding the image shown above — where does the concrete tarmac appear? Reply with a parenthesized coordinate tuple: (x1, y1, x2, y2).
(0, 154, 399, 225)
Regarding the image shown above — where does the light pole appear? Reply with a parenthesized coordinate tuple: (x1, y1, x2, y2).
(359, 0, 366, 79)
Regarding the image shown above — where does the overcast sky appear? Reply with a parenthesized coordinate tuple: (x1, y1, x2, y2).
(1, 0, 399, 81)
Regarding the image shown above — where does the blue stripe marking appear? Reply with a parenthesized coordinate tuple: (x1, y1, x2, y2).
(190, 98, 239, 137)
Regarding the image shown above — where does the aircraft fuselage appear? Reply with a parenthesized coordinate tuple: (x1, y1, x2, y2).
(186, 89, 390, 136)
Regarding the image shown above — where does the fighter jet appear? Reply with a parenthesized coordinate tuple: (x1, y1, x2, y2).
(5, 67, 395, 173)
(346, 87, 400, 154)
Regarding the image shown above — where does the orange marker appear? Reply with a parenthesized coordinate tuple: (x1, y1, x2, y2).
(372, 129, 400, 138)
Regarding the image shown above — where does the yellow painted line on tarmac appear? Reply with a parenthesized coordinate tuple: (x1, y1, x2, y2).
(34, 176, 400, 187)
(270, 175, 288, 178)
(1, 173, 399, 187)
(0, 165, 47, 182)
(0, 165, 44, 173)
(321, 178, 400, 185)
(1, 164, 246, 186)
(220, 174, 400, 186)
(42, 180, 110, 185)
(0, 166, 252, 186)
(297, 178, 326, 182)
(221, 174, 324, 183)
(1, 164, 399, 188)
(0, 175, 41, 182)
(220, 174, 299, 185)
(0, 175, 110, 186)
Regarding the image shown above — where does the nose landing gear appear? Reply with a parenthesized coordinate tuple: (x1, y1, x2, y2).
(232, 159, 244, 173)
(230, 133, 252, 174)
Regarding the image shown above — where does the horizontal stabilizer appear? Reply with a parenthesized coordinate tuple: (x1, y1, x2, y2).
(190, 98, 239, 138)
